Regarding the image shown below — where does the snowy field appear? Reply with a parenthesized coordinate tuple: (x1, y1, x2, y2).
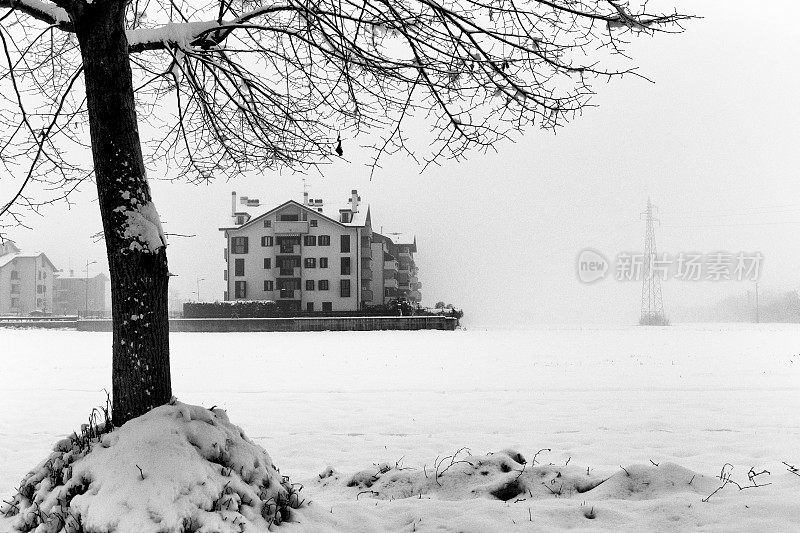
(2, 325, 800, 531)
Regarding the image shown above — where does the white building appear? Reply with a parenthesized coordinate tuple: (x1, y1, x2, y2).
(220, 190, 420, 312)
(0, 241, 57, 315)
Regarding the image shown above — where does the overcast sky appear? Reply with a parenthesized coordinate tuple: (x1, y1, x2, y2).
(4, 0, 800, 326)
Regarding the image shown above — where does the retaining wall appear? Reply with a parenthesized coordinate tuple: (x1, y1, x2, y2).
(67, 316, 458, 332)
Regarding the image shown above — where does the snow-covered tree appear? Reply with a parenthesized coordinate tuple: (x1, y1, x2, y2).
(0, 0, 690, 423)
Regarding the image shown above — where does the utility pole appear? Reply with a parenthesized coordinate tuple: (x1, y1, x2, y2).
(196, 277, 205, 302)
(640, 198, 667, 326)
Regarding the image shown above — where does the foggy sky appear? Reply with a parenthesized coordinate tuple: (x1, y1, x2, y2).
(5, 0, 800, 327)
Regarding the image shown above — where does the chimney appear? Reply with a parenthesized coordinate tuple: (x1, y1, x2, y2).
(70, 269, 74, 277)
(303, 191, 309, 206)
(350, 189, 360, 213)
(231, 191, 237, 217)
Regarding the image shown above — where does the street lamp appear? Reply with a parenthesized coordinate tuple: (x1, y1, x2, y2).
(196, 278, 205, 302)
(84, 260, 98, 318)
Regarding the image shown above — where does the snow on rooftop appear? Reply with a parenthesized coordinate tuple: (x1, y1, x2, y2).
(0, 252, 54, 269)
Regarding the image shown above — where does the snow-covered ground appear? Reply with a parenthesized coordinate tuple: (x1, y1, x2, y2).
(1, 325, 799, 531)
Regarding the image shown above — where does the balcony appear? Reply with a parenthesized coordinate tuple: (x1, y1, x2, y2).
(397, 272, 410, 285)
(410, 281, 422, 290)
(278, 245, 297, 254)
(361, 289, 374, 301)
(384, 278, 398, 289)
(361, 268, 373, 280)
(279, 289, 296, 299)
(277, 267, 300, 277)
(274, 221, 309, 234)
(384, 259, 399, 272)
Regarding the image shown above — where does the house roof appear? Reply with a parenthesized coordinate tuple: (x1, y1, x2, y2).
(0, 252, 57, 271)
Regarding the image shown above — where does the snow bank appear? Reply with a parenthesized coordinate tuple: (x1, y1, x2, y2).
(322, 449, 719, 502)
(1, 401, 300, 532)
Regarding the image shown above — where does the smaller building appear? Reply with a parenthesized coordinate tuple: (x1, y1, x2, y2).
(0, 241, 57, 315)
(54, 271, 109, 317)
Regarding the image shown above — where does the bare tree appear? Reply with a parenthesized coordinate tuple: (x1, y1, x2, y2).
(0, 0, 691, 424)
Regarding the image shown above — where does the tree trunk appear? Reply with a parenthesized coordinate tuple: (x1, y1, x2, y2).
(74, 1, 171, 425)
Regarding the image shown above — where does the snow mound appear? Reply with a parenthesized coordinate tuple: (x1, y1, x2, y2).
(1, 402, 301, 532)
(324, 449, 717, 503)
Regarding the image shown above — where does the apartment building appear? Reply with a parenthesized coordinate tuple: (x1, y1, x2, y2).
(220, 190, 420, 312)
(53, 272, 109, 317)
(0, 241, 57, 315)
(372, 232, 422, 304)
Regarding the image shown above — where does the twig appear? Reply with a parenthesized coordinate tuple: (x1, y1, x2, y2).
(532, 448, 551, 466)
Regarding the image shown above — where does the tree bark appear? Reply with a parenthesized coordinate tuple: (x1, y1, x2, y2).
(74, 1, 171, 425)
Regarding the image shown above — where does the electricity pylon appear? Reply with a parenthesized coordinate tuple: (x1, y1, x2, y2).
(640, 198, 668, 326)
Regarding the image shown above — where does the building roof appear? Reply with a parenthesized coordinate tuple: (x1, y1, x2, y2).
(375, 232, 417, 252)
(344, 204, 370, 227)
(0, 252, 57, 271)
(55, 272, 108, 280)
(220, 199, 370, 232)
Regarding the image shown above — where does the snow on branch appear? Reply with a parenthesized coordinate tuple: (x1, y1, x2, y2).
(0, 0, 71, 30)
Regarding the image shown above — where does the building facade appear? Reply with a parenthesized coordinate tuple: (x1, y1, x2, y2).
(53, 272, 109, 317)
(371, 233, 421, 304)
(0, 241, 57, 315)
(220, 190, 420, 311)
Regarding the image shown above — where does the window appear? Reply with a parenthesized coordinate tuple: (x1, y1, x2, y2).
(234, 281, 247, 298)
(236, 215, 246, 225)
(10, 298, 19, 308)
(264, 220, 271, 228)
(263, 258, 271, 269)
(279, 214, 299, 221)
(42, 271, 47, 279)
(305, 280, 315, 291)
(341, 257, 351, 275)
(318, 280, 329, 291)
(385, 288, 392, 297)
(36, 298, 42, 308)
(306, 302, 314, 311)
(304, 258, 316, 268)
(302, 212, 308, 221)
(261, 236, 273, 247)
(37, 285, 43, 294)
(38, 271, 42, 280)
(10, 270, 19, 280)
(340, 235, 350, 253)
(234, 258, 245, 276)
(231, 236, 249, 254)
(304, 235, 316, 246)
(264, 280, 274, 291)
(319, 258, 328, 269)
(340, 280, 351, 297)
(322, 302, 332, 311)
(10, 284, 20, 294)
(318, 235, 331, 246)
(310, 220, 318, 227)
(224, 270, 228, 281)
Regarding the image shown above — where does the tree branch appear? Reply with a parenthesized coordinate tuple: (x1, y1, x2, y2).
(0, 0, 72, 31)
